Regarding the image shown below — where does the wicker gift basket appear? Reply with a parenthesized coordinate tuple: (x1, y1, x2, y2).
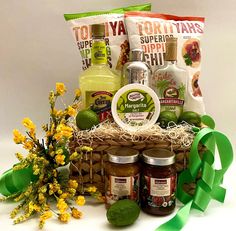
(69, 122, 204, 195)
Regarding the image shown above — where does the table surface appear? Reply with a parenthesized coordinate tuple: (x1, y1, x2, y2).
(0, 140, 235, 231)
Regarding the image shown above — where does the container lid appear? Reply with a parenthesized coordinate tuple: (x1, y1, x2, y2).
(142, 148, 175, 166)
(130, 49, 145, 62)
(111, 84, 160, 132)
(165, 37, 177, 61)
(107, 147, 139, 164)
(91, 24, 105, 38)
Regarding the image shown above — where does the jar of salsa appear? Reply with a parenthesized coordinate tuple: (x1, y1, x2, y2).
(105, 147, 140, 208)
(141, 148, 176, 216)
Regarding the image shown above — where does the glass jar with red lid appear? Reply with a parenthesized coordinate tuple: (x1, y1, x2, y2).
(141, 148, 176, 216)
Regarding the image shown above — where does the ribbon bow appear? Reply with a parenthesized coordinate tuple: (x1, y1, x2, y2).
(0, 165, 35, 197)
(156, 116, 233, 230)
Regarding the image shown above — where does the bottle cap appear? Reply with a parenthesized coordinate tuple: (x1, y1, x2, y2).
(142, 148, 175, 166)
(130, 49, 145, 62)
(91, 24, 105, 38)
(107, 147, 139, 164)
(165, 37, 177, 61)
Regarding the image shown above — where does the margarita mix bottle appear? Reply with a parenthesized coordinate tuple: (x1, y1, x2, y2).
(79, 24, 121, 121)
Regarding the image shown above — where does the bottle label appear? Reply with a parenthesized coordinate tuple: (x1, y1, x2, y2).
(106, 174, 140, 205)
(150, 178, 171, 196)
(91, 41, 107, 65)
(156, 72, 186, 117)
(85, 91, 115, 122)
(141, 174, 176, 208)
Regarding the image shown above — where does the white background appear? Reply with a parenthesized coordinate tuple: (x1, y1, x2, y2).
(0, 0, 235, 230)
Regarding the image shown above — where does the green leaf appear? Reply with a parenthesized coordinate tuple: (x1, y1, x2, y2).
(156, 80, 171, 98)
(183, 54, 192, 66)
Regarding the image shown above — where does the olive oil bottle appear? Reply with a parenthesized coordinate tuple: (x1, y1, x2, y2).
(79, 24, 121, 121)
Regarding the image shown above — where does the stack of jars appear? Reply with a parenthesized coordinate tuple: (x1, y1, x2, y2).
(105, 147, 177, 216)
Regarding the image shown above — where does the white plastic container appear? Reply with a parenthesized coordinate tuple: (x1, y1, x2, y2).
(111, 84, 160, 131)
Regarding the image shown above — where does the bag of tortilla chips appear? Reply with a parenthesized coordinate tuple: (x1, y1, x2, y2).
(125, 11, 205, 114)
(64, 4, 151, 72)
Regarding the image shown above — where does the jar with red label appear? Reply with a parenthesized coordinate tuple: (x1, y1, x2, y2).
(105, 147, 140, 208)
(141, 148, 176, 215)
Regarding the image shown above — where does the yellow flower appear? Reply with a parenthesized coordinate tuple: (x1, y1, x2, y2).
(56, 124, 71, 132)
(29, 129, 36, 139)
(46, 131, 52, 137)
(56, 148, 63, 155)
(42, 124, 48, 132)
(68, 180, 78, 189)
(50, 108, 57, 116)
(69, 151, 79, 161)
(40, 211, 53, 221)
(15, 152, 24, 161)
(58, 213, 70, 223)
(51, 109, 64, 117)
(49, 91, 55, 104)
(23, 140, 35, 150)
(55, 154, 65, 165)
(22, 117, 36, 131)
(56, 110, 64, 117)
(71, 208, 83, 219)
(68, 188, 76, 196)
(60, 193, 68, 199)
(67, 106, 76, 117)
(13, 129, 26, 144)
(58, 190, 63, 195)
(33, 169, 40, 176)
(49, 183, 60, 193)
(39, 185, 47, 193)
(53, 169, 58, 177)
(76, 196, 85, 206)
(39, 211, 53, 228)
(75, 89, 81, 98)
(53, 133, 62, 141)
(54, 124, 73, 140)
(57, 198, 68, 213)
(38, 193, 46, 204)
(80, 146, 93, 152)
(29, 201, 41, 213)
(33, 164, 40, 175)
(87, 186, 97, 193)
(56, 82, 66, 96)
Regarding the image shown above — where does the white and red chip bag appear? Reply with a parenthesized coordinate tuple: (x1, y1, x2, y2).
(125, 12, 206, 114)
(64, 4, 151, 72)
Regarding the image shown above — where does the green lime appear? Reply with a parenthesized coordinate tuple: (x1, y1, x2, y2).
(76, 109, 99, 130)
(106, 199, 140, 227)
(179, 111, 201, 127)
(157, 111, 178, 128)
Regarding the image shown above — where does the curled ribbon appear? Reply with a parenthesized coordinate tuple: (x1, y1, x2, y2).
(155, 116, 233, 231)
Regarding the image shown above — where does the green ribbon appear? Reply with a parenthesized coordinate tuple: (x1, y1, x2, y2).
(155, 118, 233, 230)
(0, 165, 35, 197)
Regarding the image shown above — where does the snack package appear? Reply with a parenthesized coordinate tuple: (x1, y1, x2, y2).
(64, 4, 151, 72)
(125, 12, 205, 114)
